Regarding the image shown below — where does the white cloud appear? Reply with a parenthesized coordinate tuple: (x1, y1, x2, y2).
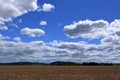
(21, 27, 45, 37)
(64, 19, 120, 39)
(40, 21, 47, 26)
(0, 40, 120, 63)
(64, 20, 109, 39)
(0, 0, 38, 24)
(0, 19, 120, 63)
(50, 41, 120, 63)
(0, 26, 8, 30)
(9, 23, 19, 28)
(107, 19, 120, 35)
(14, 37, 21, 42)
(41, 3, 54, 12)
(0, 34, 10, 40)
(0, 40, 46, 62)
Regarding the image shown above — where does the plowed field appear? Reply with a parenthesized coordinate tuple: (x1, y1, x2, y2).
(0, 66, 120, 80)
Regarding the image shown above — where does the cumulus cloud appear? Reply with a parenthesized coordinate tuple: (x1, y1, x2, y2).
(107, 20, 120, 35)
(13, 37, 21, 42)
(0, 40, 120, 63)
(51, 40, 120, 63)
(21, 27, 45, 37)
(64, 20, 109, 39)
(0, 41, 46, 62)
(41, 3, 55, 12)
(0, 0, 38, 24)
(40, 21, 47, 26)
(0, 26, 8, 30)
(0, 19, 120, 63)
(0, 34, 10, 40)
(64, 19, 120, 40)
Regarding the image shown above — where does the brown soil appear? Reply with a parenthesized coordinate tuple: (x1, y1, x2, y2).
(0, 66, 120, 80)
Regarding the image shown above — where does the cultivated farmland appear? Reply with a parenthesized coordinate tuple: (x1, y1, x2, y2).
(0, 66, 120, 80)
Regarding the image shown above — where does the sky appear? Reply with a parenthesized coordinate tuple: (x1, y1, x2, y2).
(0, 0, 120, 63)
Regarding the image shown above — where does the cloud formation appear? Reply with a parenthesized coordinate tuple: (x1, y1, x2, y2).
(0, 26, 8, 30)
(0, 2, 119, 64)
(0, 41, 46, 62)
(64, 20, 109, 39)
(41, 3, 55, 12)
(0, 34, 9, 40)
(13, 37, 21, 42)
(0, 0, 119, 63)
(0, 0, 38, 25)
(0, 19, 120, 63)
(0, 39, 120, 63)
(21, 27, 45, 37)
(40, 21, 47, 26)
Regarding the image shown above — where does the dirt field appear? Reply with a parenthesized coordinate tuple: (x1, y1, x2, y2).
(0, 66, 120, 80)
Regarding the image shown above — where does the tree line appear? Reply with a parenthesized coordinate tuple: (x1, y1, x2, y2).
(0, 61, 120, 66)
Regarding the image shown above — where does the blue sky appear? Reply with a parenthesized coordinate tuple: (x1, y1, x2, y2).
(0, 0, 120, 63)
(2, 0, 120, 42)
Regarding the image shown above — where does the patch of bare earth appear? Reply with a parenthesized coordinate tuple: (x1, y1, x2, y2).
(0, 66, 120, 80)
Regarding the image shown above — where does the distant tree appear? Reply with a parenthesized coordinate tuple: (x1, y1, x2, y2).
(82, 62, 99, 66)
(0, 61, 119, 66)
(50, 61, 80, 66)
